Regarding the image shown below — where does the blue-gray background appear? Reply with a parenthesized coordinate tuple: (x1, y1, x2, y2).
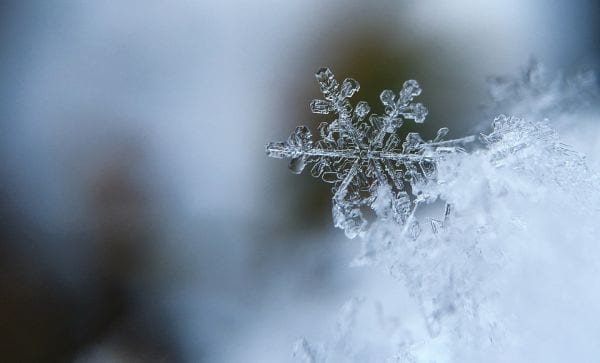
(0, 1, 598, 361)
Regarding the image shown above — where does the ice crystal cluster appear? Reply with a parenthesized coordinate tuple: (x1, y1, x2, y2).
(266, 68, 474, 238)
(486, 60, 598, 121)
(267, 66, 600, 362)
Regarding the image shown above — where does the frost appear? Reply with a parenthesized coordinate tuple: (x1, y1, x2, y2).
(266, 66, 600, 362)
(485, 61, 600, 170)
(376, 115, 585, 335)
(485, 60, 598, 121)
(266, 68, 474, 238)
(293, 113, 599, 363)
(293, 297, 365, 363)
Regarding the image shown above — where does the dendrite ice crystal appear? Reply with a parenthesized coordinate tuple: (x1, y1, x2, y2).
(266, 68, 474, 238)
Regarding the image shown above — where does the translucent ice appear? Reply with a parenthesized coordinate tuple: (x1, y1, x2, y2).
(266, 68, 473, 238)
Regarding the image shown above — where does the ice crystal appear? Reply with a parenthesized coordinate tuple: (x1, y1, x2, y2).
(266, 68, 474, 238)
(485, 61, 600, 171)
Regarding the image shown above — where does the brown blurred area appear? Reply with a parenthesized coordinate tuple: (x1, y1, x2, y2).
(0, 141, 174, 362)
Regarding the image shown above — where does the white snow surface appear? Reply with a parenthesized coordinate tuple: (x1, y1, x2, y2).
(293, 68, 600, 363)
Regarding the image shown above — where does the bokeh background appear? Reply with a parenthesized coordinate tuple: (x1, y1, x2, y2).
(0, 1, 598, 362)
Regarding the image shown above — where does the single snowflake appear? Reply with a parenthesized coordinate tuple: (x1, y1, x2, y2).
(266, 68, 474, 238)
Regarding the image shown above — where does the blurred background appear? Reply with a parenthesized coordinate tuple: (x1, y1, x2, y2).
(0, 1, 598, 362)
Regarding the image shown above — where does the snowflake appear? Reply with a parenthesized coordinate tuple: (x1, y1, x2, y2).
(266, 68, 475, 238)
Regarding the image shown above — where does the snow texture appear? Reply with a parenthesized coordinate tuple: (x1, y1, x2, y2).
(267, 67, 600, 362)
(485, 60, 598, 121)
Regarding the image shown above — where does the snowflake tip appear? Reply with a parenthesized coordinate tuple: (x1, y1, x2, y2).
(265, 125, 313, 160)
(355, 101, 370, 118)
(265, 141, 287, 159)
(399, 79, 422, 103)
(380, 89, 396, 106)
(412, 103, 428, 123)
(315, 67, 338, 96)
(340, 78, 360, 98)
(315, 67, 334, 81)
